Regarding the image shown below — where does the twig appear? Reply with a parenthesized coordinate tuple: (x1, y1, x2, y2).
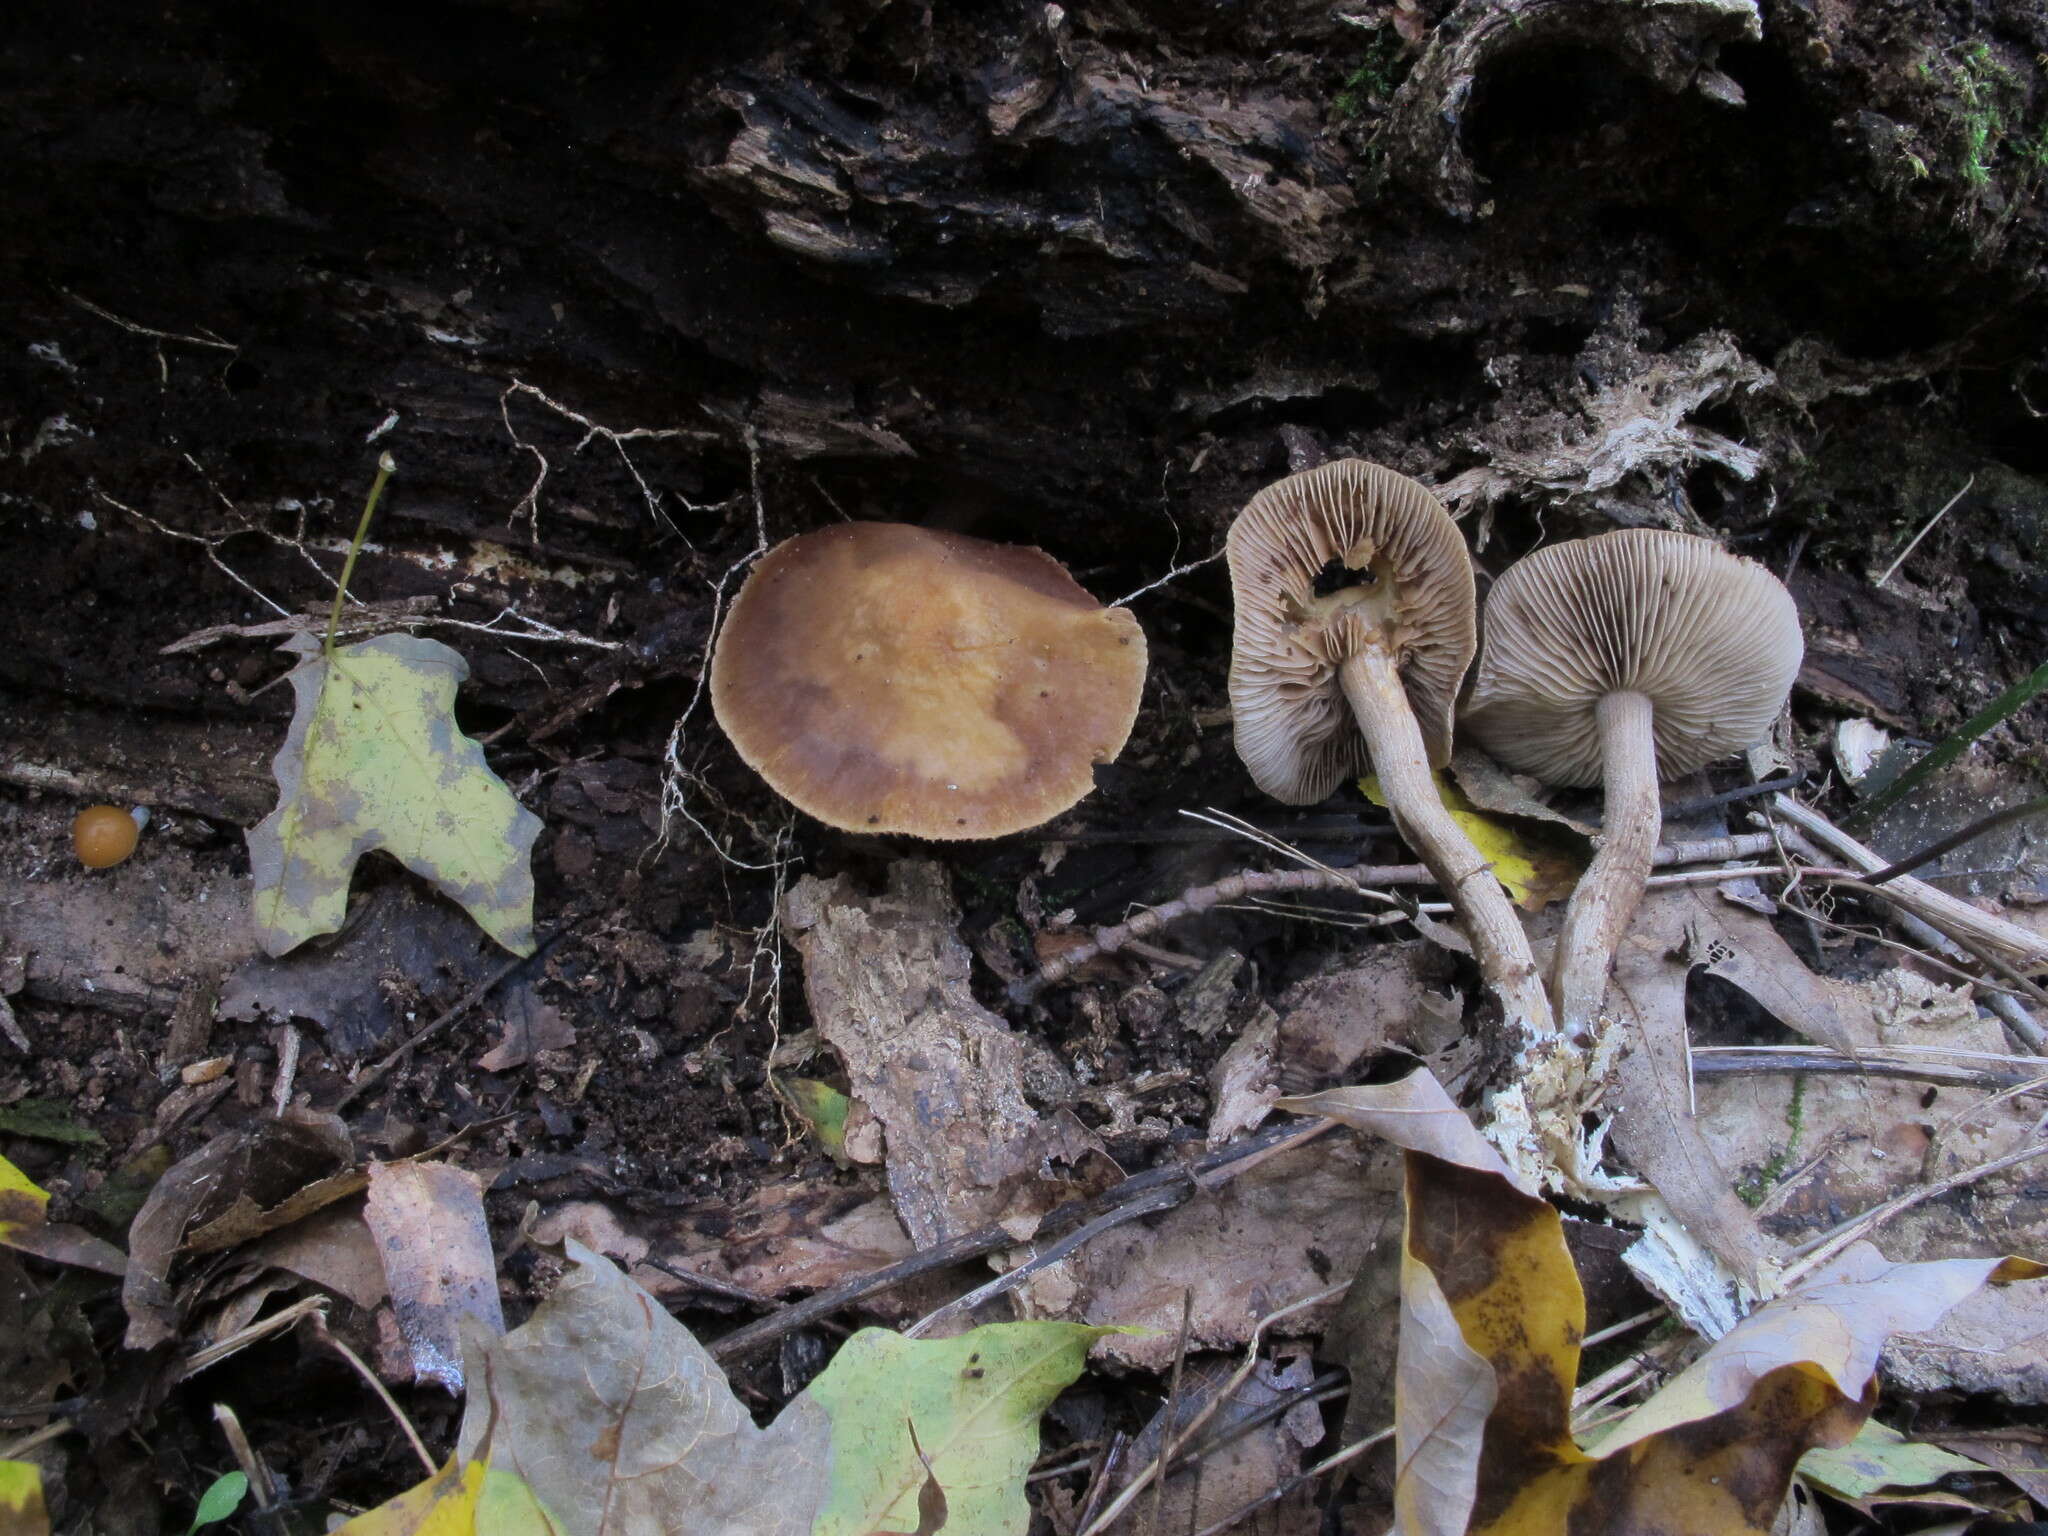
(304, 1312, 436, 1477)
(1076, 1283, 1351, 1536)
(1013, 833, 1780, 1001)
(1662, 774, 1803, 821)
(211, 1403, 286, 1536)
(330, 923, 578, 1113)
(1874, 475, 1972, 588)
(1783, 1140, 2048, 1286)
(1864, 794, 2048, 885)
(708, 1115, 1331, 1364)
(1150, 1292, 1196, 1536)
(1846, 658, 2048, 827)
(904, 1182, 1187, 1338)
(1186, 1426, 1394, 1536)
(1692, 1046, 2048, 1095)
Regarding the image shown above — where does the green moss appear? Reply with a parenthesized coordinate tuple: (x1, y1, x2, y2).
(1931, 40, 2044, 197)
(1737, 1074, 1806, 1208)
(1332, 33, 1409, 120)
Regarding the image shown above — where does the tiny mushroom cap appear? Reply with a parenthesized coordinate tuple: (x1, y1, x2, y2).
(73, 804, 141, 869)
(710, 522, 1147, 839)
(1461, 528, 1804, 786)
(1227, 459, 1477, 804)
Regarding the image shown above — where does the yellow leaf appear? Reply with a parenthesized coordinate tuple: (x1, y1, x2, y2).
(0, 1153, 50, 1241)
(1360, 770, 1581, 910)
(329, 1458, 471, 1536)
(248, 633, 542, 958)
(0, 1153, 125, 1275)
(0, 1461, 49, 1536)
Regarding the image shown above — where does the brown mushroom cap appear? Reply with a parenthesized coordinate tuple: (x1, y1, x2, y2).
(709, 522, 1146, 838)
(1463, 529, 1803, 788)
(1227, 460, 1477, 804)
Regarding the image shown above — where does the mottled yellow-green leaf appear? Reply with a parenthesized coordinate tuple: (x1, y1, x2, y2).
(781, 1077, 852, 1162)
(1361, 768, 1582, 910)
(1798, 1420, 1989, 1503)
(806, 1322, 1122, 1536)
(0, 1460, 49, 1536)
(248, 632, 542, 957)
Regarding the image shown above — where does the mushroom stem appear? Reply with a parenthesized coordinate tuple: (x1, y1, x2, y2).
(1338, 648, 1555, 1038)
(1554, 689, 1660, 1028)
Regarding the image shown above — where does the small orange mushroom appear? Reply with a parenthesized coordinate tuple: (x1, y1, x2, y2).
(73, 804, 141, 869)
(709, 522, 1147, 838)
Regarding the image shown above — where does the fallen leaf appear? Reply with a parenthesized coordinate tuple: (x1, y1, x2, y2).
(0, 1151, 126, 1277)
(1692, 972, 2048, 1400)
(1605, 889, 1780, 1297)
(331, 1453, 554, 1536)
(1448, 748, 1599, 837)
(1362, 768, 1584, 911)
(1013, 1134, 1391, 1371)
(476, 982, 574, 1073)
(806, 1322, 1116, 1536)
(1104, 1356, 1326, 1534)
(247, 631, 542, 958)
(1797, 1420, 1989, 1504)
(1279, 1069, 2048, 1536)
(0, 1100, 102, 1146)
(365, 1161, 503, 1392)
(781, 1078, 853, 1163)
(531, 1182, 914, 1309)
(0, 1461, 48, 1536)
(122, 1113, 353, 1346)
(457, 1238, 833, 1536)
(245, 1198, 390, 1310)
(222, 883, 503, 1056)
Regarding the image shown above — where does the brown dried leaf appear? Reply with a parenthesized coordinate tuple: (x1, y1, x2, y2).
(122, 1111, 353, 1348)
(456, 1238, 831, 1536)
(364, 1161, 502, 1392)
(476, 981, 575, 1072)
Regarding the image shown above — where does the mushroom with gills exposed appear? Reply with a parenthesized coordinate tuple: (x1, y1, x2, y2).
(710, 521, 1147, 839)
(1226, 459, 1554, 1042)
(1462, 529, 1803, 1031)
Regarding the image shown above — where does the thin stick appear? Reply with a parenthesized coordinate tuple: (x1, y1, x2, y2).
(1875, 475, 1972, 588)
(1847, 656, 2048, 827)
(324, 453, 396, 658)
(306, 1313, 436, 1476)
(709, 1116, 1329, 1364)
(1077, 1283, 1351, 1536)
(1864, 794, 2048, 885)
(1151, 1292, 1195, 1536)
(904, 1182, 1186, 1337)
(331, 923, 575, 1113)
(1783, 1140, 2048, 1286)
(1187, 1426, 1394, 1536)
(1014, 833, 1779, 1000)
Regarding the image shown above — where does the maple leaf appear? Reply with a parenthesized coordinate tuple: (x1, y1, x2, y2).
(248, 632, 542, 957)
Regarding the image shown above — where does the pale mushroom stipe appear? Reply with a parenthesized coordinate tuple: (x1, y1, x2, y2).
(710, 522, 1147, 839)
(1226, 459, 1553, 1040)
(1463, 529, 1803, 1030)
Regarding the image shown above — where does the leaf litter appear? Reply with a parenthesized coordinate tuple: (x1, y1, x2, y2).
(248, 630, 542, 959)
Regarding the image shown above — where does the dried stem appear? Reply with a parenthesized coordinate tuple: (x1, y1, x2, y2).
(1339, 647, 1553, 1042)
(1554, 691, 1658, 1028)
